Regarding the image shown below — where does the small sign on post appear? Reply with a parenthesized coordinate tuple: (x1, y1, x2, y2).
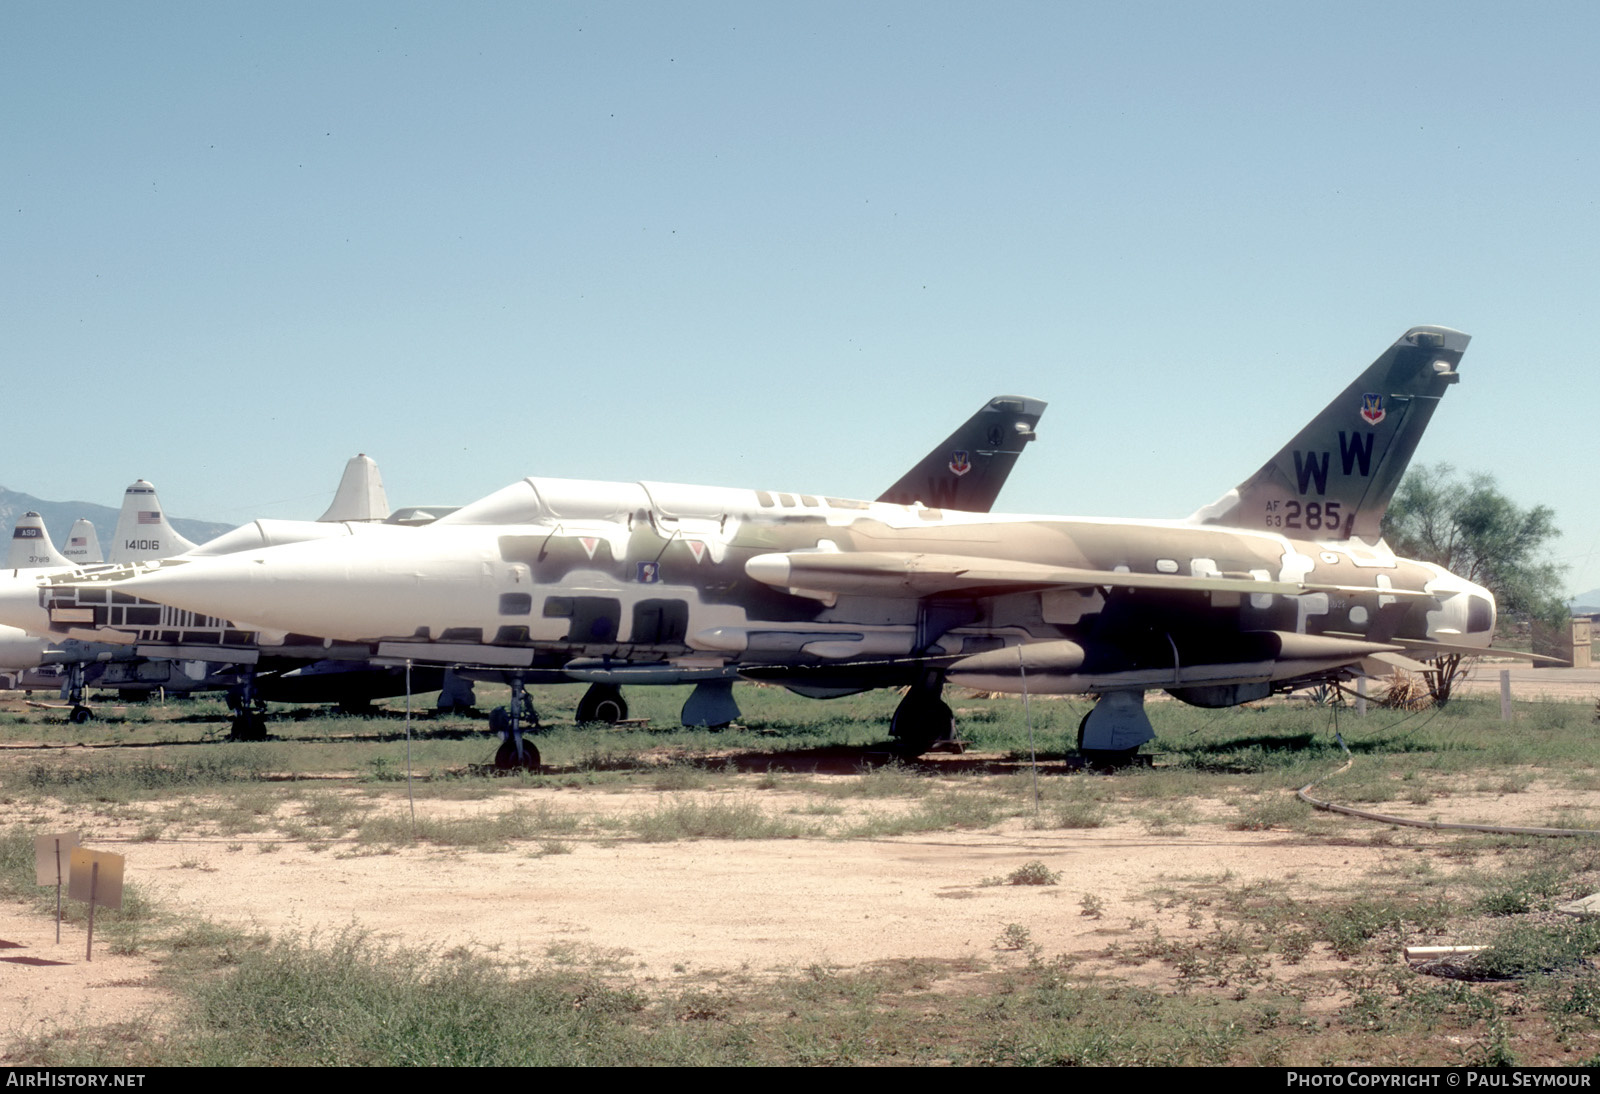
(33, 832, 80, 944)
(68, 848, 124, 962)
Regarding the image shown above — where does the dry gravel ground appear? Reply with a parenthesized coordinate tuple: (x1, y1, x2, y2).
(2, 666, 1596, 1056)
(4, 768, 1597, 1046)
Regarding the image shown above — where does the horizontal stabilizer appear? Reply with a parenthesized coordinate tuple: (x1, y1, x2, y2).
(1361, 651, 1435, 675)
(1325, 631, 1563, 664)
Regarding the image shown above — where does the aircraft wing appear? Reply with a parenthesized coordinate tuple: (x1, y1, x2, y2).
(745, 551, 1440, 601)
(1325, 631, 1565, 664)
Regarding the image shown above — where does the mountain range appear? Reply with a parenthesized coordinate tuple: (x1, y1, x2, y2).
(1570, 589, 1600, 613)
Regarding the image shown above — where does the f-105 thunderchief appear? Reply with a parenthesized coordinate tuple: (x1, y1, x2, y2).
(54, 328, 1494, 768)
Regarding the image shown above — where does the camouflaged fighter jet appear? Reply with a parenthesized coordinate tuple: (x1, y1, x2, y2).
(15, 400, 1045, 741)
(52, 328, 1491, 763)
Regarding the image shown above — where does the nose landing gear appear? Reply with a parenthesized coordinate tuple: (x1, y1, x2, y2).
(226, 671, 268, 741)
(489, 676, 541, 771)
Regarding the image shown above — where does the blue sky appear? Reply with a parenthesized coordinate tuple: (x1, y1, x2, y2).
(5, 2, 1597, 592)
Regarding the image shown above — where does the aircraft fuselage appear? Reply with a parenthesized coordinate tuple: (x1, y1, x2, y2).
(61, 476, 1496, 700)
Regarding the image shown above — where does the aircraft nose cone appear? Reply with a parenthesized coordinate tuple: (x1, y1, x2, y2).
(109, 536, 490, 643)
(111, 556, 280, 632)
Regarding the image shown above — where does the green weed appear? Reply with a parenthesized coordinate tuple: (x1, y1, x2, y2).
(1007, 861, 1061, 886)
(631, 799, 803, 841)
(1470, 920, 1600, 980)
(1230, 795, 1307, 831)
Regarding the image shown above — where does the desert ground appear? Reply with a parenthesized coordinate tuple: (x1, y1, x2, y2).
(2, 669, 1598, 1064)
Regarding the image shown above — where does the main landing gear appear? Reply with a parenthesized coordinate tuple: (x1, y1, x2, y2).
(61, 663, 93, 724)
(889, 676, 958, 757)
(489, 676, 541, 771)
(226, 671, 268, 741)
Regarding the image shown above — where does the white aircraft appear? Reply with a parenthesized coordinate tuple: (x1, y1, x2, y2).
(0, 462, 426, 723)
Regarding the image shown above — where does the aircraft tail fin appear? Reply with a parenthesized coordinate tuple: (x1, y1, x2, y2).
(877, 396, 1046, 512)
(62, 518, 103, 564)
(109, 479, 198, 562)
(318, 453, 391, 522)
(1191, 327, 1470, 542)
(8, 512, 72, 569)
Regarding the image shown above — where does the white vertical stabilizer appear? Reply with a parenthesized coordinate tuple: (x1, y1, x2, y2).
(109, 480, 198, 562)
(63, 518, 103, 564)
(8, 513, 71, 569)
(318, 454, 390, 522)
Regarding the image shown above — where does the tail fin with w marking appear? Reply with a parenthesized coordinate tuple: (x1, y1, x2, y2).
(1191, 326, 1470, 543)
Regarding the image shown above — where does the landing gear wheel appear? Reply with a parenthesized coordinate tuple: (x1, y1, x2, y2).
(890, 694, 955, 757)
(493, 739, 541, 771)
(336, 698, 374, 716)
(576, 684, 628, 725)
(1077, 712, 1138, 768)
(230, 709, 268, 741)
(68, 705, 92, 725)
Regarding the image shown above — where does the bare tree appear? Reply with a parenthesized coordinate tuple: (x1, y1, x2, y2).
(1421, 652, 1469, 706)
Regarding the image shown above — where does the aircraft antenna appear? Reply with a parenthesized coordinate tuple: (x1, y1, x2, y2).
(1019, 647, 1040, 816)
(651, 528, 681, 566)
(537, 524, 565, 562)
